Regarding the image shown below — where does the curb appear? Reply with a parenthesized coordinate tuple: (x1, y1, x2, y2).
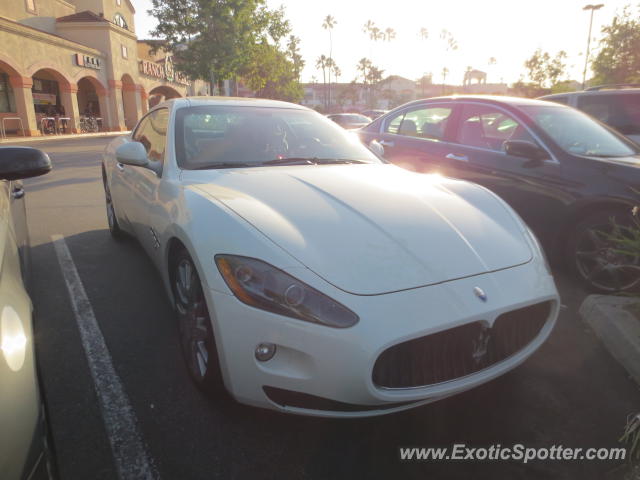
(0, 131, 130, 144)
(580, 295, 640, 385)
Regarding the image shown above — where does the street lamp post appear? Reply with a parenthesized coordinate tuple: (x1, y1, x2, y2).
(582, 3, 604, 89)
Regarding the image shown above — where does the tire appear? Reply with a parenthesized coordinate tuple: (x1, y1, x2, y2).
(170, 249, 225, 395)
(102, 174, 125, 239)
(566, 209, 640, 292)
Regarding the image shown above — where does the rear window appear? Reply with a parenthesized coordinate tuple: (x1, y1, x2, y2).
(577, 93, 640, 135)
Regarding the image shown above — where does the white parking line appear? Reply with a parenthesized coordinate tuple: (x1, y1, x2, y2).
(51, 234, 157, 480)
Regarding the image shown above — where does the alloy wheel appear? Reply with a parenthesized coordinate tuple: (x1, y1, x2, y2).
(174, 257, 213, 382)
(574, 222, 640, 292)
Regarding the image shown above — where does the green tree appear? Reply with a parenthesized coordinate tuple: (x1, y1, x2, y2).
(322, 14, 337, 108)
(148, 0, 291, 89)
(241, 42, 303, 102)
(591, 4, 640, 85)
(524, 49, 567, 88)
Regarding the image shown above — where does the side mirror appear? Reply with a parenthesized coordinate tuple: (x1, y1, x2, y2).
(115, 142, 149, 167)
(0, 147, 52, 180)
(368, 139, 385, 157)
(504, 140, 549, 164)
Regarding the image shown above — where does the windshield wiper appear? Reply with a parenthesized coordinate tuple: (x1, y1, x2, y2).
(260, 157, 367, 166)
(260, 157, 316, 166)
(192, 162, 259, 170)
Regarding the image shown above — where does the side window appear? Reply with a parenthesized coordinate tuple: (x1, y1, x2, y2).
(456, 104, 536, 152)
(577, 95, 611, 124)
(134, 109, 169, 164)
(403, 106, 452, 139)
(385, 106, 453, 139)
(578, 93, 640, 135)
(548, 96, 569, 105)
(385, 111, 405, 134)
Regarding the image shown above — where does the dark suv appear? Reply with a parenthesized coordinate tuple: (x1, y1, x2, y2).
(358, 95, 640, 292)
(540, 85, 640, 144)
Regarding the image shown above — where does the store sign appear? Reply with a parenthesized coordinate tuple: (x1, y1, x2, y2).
(75, 53, 101, 70)
(138, 56, 190, 86)
(33, 93, 57, 105)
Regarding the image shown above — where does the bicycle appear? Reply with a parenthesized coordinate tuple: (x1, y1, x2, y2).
(80, 115, 99, 133)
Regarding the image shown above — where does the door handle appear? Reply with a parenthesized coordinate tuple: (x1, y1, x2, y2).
(116, 162, 125, 172)
(379, 140, 395, 147)
(446, 153, 469, 162)
(11, 186, 25, 200)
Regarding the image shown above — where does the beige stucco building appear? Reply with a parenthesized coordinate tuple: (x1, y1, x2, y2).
(0, 0, 210, 136)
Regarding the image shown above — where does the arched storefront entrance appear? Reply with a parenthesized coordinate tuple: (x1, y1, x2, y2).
(31, 68, 72, 134)
(148, 85, 182, 109)
(0, 60, 19, 135)
(77, 76, 107, 131)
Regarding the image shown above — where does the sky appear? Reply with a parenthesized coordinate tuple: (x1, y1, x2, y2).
(130, 0, 633, 86)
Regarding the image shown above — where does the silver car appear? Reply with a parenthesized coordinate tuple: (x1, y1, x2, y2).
(0, 147, 54, 479)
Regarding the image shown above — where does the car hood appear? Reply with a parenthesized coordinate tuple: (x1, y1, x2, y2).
(190, 164, 532, 295)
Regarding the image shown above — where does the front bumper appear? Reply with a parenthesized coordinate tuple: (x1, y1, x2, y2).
(204, 259, 559, 418)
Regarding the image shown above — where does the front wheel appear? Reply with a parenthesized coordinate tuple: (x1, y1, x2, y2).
(102, 175, 124, 239)
(171, 250, 225, 394)
(566, 210, 640, 292)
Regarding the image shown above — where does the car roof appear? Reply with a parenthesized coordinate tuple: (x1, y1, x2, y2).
(402, 95, 560, 109)
(155, 96, 309, 110)
(541, 88, 640, 100)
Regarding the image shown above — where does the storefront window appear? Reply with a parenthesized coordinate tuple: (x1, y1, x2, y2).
(32, 76, 61, 115)
(0, 74, 16, 113)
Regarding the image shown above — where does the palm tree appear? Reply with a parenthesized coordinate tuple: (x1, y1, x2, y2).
(316, 55, 328, 107)
(441, 66, 449, 94)
(322, 15, 337, 109)
(384, 27, 396, 42)
(286, 35, 305, 81)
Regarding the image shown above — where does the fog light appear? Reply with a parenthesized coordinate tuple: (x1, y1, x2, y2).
(255, 342, 276, 362)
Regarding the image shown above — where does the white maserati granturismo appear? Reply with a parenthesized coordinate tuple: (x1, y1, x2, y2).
(102, 97, 560, 417)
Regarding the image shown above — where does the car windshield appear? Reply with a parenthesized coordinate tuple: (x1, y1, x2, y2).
(176, 106, 382, 169)
(521, 104, 639, 157)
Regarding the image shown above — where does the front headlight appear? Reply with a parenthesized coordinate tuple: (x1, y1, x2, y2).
(215, 255, 359, 328)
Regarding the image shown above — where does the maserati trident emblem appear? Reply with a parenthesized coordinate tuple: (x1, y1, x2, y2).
(472, 327, 491, 364)
(473, 286, 488, 302)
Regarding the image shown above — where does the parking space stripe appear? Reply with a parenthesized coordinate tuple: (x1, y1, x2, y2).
(51, 234, 158, 480)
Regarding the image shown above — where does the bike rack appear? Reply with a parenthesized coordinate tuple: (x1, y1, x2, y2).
(1, 117, 25, 139)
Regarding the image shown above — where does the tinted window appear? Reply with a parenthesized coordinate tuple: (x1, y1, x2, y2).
(134, 109, 169, 164)
(521, 104, 638, 157)
(176, 106, 382, 169)
(385, 106, 452, 139)
(577, 93, 640, 135)
(456, 104, 536, 152)
(547, 96, 569, 105)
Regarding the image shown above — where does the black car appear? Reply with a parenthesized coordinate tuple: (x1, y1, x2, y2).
(358, 95, 640, 292)
(540, 85, 640, 145)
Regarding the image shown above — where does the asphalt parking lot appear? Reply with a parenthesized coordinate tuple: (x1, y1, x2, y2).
(15, 135, 640, 479)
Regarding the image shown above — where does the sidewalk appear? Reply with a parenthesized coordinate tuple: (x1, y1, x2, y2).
(0, 130, 131, 144)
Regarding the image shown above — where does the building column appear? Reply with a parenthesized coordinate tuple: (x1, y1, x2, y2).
(8, 76, 39, 136)
(60, 83, 79, 133)
(96, 85, 110, 132)
(108, 79, 126, 131)
(140, 87, 148, 114)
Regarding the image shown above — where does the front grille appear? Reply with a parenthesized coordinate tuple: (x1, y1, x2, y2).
(372, 301, 552, 389)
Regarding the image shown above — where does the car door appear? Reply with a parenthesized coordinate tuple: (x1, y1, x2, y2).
(444, 102, 574, 248)
(126, 108, 170, 258)
(110, 114, 152, 233)
(365, 103, 459, 174)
